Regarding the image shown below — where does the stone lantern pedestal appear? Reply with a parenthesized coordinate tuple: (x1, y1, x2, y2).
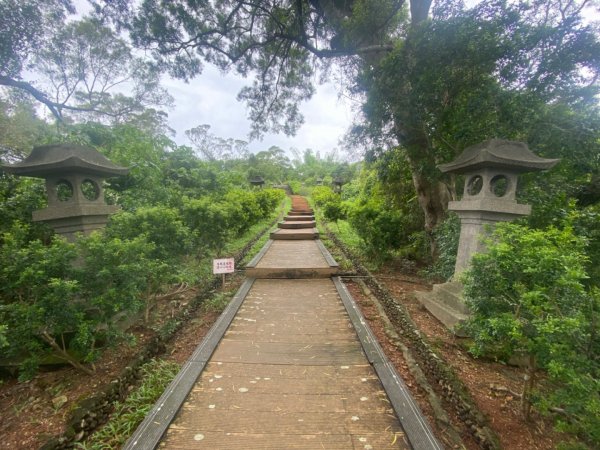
(415, 139, 559, 334)
(2, 143, 129, 241)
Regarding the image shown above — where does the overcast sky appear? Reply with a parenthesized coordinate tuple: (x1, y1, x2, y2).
(68, 0, 357, 158)
(163, 65, 357, 157)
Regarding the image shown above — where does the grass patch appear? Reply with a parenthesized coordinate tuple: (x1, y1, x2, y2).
(203, 290, 234, 313)
(76, 358, 180, 450)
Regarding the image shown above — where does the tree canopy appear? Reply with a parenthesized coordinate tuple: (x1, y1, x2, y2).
(123, 0, 599, 253)
(0, 1, 172, 123)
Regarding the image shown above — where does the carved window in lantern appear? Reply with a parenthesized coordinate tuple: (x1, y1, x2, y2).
(490, 175, 509, 197)
(81, 179, 100, 201)
(466, 175, 483, 196)
(56, 180, 74, 201)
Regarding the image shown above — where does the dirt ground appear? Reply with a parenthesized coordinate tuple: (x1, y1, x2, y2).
(0, 264, 565, 450)
(348, 263, 564, 450)
(0, 273, 241, 450)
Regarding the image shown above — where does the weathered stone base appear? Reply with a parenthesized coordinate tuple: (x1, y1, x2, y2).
(414, 282, 470, 337)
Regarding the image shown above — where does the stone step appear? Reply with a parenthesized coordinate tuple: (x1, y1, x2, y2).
(285, 215, 315, 221)
(270, 228, 319, 240)
(278, 220, 316, 229)
(414, 289, 469, 337)
(289, 209, 314, 215)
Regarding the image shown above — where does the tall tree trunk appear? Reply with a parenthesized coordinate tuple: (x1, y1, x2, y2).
(405, 151, 452, 259)
(521, 353, 536, 421)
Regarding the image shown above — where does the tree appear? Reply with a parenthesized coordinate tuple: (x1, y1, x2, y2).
(185, 124, 250, 161)
(1, 4, 172, 123)
(0, 0, 74, 79)
(127, 0, 599, 256)
(248, 146, 292, 182)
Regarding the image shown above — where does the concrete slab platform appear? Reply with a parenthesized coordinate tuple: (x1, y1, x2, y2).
(285, 215, 315, 221)
(246, 240, 338, 278)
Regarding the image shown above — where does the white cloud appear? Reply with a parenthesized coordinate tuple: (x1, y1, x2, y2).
(164, 64, 354, 157)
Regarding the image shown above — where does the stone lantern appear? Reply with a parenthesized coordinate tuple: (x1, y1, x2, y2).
(332, 177, 344, 193)
(249, 176, 265, 188)
(439, 139, 559, 274)
(315, 177, 324, 186)
(416, 139, 559, 334)
(2, 143, 129, 241)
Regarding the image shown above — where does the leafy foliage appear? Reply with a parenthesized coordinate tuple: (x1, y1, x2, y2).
(76, 358, 180, 450)
(463, 223, 599, 445)
(106, 207, 193, 263)
(424, 212, 460, 281)
(1, 3, 172, 123)
(0, 223, 169, 378)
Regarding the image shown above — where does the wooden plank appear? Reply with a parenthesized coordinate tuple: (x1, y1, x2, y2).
(278, 220, 317, 229)
(160, 430, 411, 450)
(167, 410, 404, 435)
(285, 215, 315, 221)
(181, 392, 347, 413)
(200, 361, 378, 379)
(190, 373, 384, 396)
(159, 431, 353, 449)
(211, 340, 366, 365)
(245, 266, 338, 278)
(180, 391, 393, 415)
(270, 228, 319, 240)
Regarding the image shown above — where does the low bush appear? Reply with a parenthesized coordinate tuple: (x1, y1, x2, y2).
(0, 224, 158, 379)
(106, 207, 193, 263)
(463, 223, 599, 447)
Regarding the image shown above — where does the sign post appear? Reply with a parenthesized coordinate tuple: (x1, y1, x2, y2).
(213, 258, 235, 290)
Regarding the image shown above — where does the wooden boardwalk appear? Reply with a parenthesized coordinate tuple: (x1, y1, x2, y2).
(124, 197, 442, 450)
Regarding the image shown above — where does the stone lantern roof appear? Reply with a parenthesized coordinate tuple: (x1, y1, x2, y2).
(250, 176, 265, 185)
(438, 139, 559, 174)
(2, 143, 129, 178)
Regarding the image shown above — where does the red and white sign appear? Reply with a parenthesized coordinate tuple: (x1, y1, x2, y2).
(213, 258, 235, 274)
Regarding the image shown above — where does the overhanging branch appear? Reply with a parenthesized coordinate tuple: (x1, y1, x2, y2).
(0, 75, 63, 120)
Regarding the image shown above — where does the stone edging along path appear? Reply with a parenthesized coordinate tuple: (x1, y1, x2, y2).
(40, 210, 284, 450)
(320, 223, 502, 450)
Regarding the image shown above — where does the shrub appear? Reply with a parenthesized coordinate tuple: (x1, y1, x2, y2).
(463, 223, 599, 446)
(348, 200, 404, 255)
(254, 188, 285, 217)
(288, 180, 302, 194)
(311, 185, 336, 206)
(224, 189, 262, 232)
(0, 223, 170, 379)
(106, 207, 193, 262)
(181, 196, 232, 253)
